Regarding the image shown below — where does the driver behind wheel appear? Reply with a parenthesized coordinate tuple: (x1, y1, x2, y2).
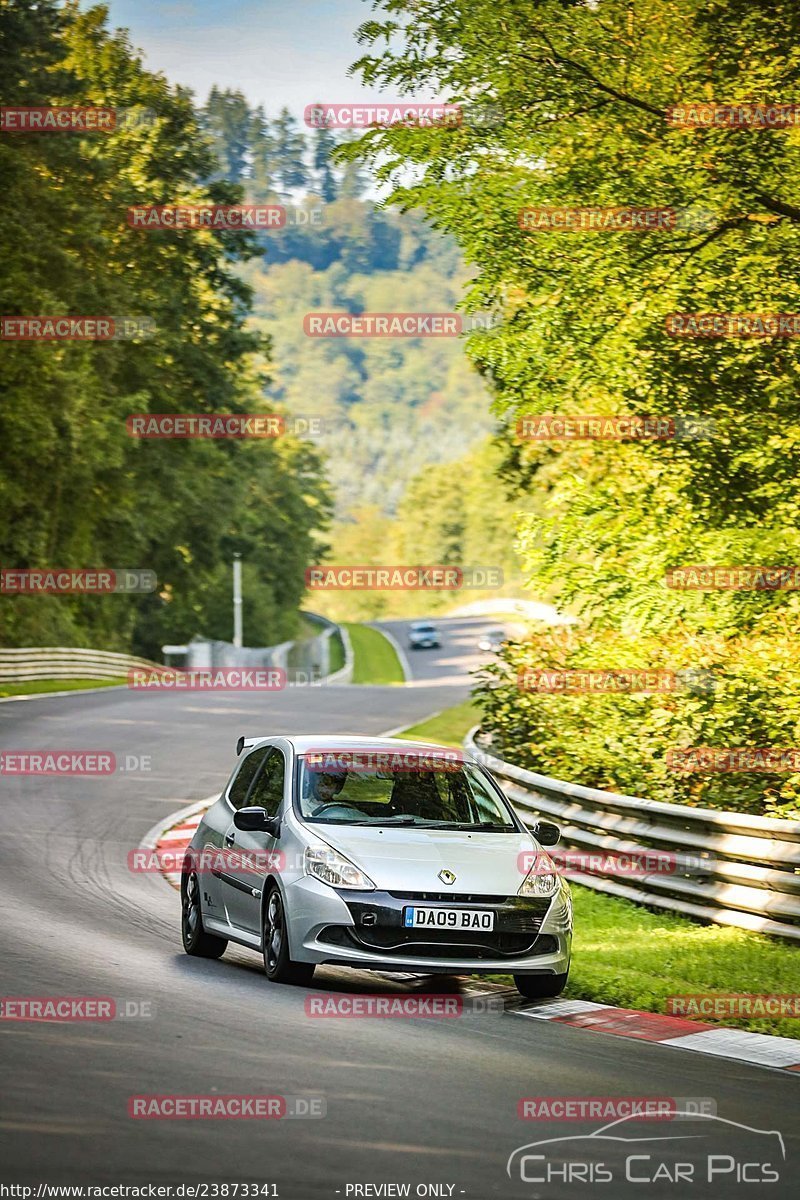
(310, 769, 348, 805)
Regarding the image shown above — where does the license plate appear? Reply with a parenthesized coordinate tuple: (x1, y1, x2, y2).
(403, 906, 495, 931)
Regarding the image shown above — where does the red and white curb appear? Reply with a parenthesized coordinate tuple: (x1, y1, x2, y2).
(143, 802, 800, 1076)
(140, 797, 213, 891)
(511, 998, 800, 1073)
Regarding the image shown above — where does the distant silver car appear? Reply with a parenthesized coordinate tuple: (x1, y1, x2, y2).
(181, 736, 572, 998)
(408, 621, 441, 649)
(478, 627, 506, 652)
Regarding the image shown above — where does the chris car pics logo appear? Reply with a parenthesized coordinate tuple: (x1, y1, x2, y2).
(508, 1113, 785, 1186)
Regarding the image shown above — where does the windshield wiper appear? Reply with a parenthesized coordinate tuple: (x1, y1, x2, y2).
(313, 816, 423, 826)
(420, 821, 515, 831)
(374, 816, 423, 825)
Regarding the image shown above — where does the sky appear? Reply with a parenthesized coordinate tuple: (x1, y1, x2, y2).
(102, 0, 412, 118)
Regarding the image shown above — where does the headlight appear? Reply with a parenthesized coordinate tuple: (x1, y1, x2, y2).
(518, 850, 560, 898)
(304, 843, 375, 890)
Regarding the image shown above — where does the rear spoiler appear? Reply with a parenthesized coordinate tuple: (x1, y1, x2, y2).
(236, 735, 269, 756)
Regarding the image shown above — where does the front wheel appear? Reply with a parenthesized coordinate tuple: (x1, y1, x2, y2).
(181, 868, 227, 958)
(514, 971, 568, 1000)
(262, 885, 315, 985)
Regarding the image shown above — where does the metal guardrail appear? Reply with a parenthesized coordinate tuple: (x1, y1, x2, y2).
(0, 646, 162, 682)
(465, 727, 800, 943)
(0, 618, 353, 688)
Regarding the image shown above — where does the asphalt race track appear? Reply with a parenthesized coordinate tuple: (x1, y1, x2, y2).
(0, 618, 797, 1197)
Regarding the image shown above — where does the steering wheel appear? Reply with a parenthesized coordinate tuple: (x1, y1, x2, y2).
(311, 802, 366, 819)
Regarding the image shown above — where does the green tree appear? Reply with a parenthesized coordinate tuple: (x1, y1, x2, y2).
(0, 1, 331, 655)
(312, 126, 338, 202)
(342, 0, 800, 814)
(272, 107, 308, 193)
(201, 86, 252, 184)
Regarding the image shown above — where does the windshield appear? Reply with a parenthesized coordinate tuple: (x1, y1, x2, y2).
(297, 752, 517, 830)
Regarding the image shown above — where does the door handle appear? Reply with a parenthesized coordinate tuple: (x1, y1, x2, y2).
(224, 832, 236, 848)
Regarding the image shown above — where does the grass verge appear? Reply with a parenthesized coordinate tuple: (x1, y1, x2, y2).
(399, 699, 800, 1040)
(397, 699, 480, 747)
(328, 630, 346, 675)
(344, 623, 404, 685)
(0, 677, 126, 698)
(560, 888, 800, 1039)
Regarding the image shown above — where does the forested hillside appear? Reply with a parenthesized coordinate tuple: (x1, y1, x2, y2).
(199, 89, 497, 516)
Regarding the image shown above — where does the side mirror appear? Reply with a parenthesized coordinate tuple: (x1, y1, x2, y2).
(234, 807, 279, 836)
(533, 819, 561, 846)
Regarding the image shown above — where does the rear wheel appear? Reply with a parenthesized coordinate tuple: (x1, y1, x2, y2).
(181, 867, 227, 958)
(514, 971, 568, 1000)
(262, 885, 315, 985)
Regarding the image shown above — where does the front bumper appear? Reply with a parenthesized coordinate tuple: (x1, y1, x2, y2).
(288, 878, 572, 975)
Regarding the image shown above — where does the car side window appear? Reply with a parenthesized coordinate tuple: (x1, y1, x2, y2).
(247, 748, 286, 818)
(228, 747, 270, 810)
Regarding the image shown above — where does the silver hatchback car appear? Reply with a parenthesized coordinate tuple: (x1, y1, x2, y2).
(181, 736, 572, 999)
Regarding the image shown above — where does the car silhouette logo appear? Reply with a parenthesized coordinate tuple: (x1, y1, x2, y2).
(438, 869, 456, 885)
(507, 1112, 786, 1181)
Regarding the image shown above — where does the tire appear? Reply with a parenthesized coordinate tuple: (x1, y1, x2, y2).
(514, 971, 568, 1000)
(262, 884, 315, 985)
(181, 867, 227, 959)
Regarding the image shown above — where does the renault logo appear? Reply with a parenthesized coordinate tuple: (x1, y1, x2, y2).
(438, 869, 456, 885)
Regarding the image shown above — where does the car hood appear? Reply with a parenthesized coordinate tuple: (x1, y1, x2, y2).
(310, 825, 537, 894)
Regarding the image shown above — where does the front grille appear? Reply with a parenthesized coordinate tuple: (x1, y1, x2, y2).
(351, 926, 538, 958)
(328, 894, 555, 960)
(318, 925, 558, 960)
(389, 891, 511, 904)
